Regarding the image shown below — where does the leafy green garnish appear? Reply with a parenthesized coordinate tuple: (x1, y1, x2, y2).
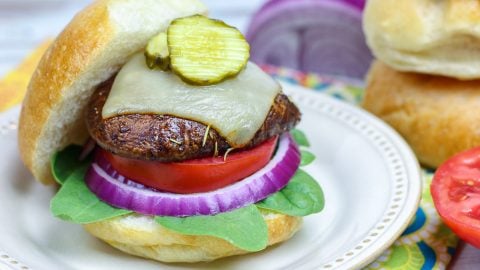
(155, 205, 268, 251)
(256, 169, 324, 216)
(49, 128, 324, 250)
(50, 164, 132, 224)
(300, 150, 316, 166)
(291, 129, 310, 147)
(50, 145, 130, 223)
(51, 145, 90, 185)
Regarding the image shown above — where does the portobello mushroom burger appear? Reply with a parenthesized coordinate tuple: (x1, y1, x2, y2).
(18, 0, 324, 263)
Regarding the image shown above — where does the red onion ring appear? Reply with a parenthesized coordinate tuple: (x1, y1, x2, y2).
(85, 134, 300, 217)
(246, 0, 372, 79)
(258, 0, 365, 12)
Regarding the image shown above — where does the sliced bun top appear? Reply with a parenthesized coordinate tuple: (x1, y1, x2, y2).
(18, 0, 208, 184)
(364, 0, 480, 79)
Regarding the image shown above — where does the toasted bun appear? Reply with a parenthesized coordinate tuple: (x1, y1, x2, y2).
(363, 61, 480, 168)
(18, 0, 208, 185)
(84, 212, 302, 262)
(364, 0, 480, 79)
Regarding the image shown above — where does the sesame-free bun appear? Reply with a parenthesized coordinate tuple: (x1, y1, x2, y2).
(363, 61, 480, 168)
(18, 0, 207, 185)
(84, 212, 302, 262)
(364, 0, 480, 79)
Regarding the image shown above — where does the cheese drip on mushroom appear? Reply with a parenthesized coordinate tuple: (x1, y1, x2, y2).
(102, 53, 281, 147)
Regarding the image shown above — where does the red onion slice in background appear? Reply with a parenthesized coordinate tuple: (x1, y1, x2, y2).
(246, 0, 372, 79)
(346, 0, 366, 10)
(85, 134, 301, 217)
(259, 0, 366, 12)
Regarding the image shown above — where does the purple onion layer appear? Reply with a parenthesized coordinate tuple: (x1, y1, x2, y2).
(85, 134, 301, 217)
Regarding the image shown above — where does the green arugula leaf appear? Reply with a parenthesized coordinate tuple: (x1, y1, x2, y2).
(256, 169, 324, 216)
(300, 150, 316, 166)
(51, 145, 90, 185)
(49, 130, 325, 250)
(291, 129, 310, 147)
(155, 205, 268, 252)
(50, 165, 132, 224)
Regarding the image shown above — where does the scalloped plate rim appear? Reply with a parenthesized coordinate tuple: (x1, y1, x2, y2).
(0, 82, 422, 270)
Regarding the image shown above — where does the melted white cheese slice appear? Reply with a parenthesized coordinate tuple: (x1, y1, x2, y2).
(102, 53, 281, 147)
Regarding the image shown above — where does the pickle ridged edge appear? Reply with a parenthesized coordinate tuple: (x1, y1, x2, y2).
(145, 32, 170, 71)
(167, 15, 250, 86)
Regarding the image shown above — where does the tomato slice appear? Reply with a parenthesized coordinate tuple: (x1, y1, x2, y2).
(432, 147, 480, 248)
(100, 137, 278, 194)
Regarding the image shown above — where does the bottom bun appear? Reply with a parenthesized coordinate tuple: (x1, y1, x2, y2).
(84, 211, 302, 263)
(363, 61, 480, 168)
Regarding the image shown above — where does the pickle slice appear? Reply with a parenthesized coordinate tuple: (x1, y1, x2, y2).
(168, 15, 250, 85)
(145, 32, 170, 71)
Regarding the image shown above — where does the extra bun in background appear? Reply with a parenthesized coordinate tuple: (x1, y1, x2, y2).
(18, 0, 207, 185)
(364, 0, 480, 79)
(85, 212, 302, 262)
(363, 61, 480, 168)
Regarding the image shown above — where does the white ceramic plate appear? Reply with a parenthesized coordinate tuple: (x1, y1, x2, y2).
(0, 83, 421, 270)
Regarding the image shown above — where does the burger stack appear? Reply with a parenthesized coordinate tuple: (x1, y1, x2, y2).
(17, 0, 325, 264)
(361, 0, 480, 168)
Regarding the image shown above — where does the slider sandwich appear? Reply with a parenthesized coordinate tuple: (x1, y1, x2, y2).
(363, 0, 480, 168)
(18, 0, 324, 262)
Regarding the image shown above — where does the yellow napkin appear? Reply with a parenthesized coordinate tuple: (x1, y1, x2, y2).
(0, 41, 50, 112)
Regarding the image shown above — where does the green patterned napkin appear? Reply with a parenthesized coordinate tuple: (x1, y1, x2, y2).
(262, 65, 458, 270)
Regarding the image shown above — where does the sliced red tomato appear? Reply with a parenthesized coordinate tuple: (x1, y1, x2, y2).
(432, 147, 480, 248)
(100, 137, 278, 194)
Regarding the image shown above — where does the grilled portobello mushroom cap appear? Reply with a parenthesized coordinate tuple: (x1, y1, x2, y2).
(86, 77, 301, 161)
